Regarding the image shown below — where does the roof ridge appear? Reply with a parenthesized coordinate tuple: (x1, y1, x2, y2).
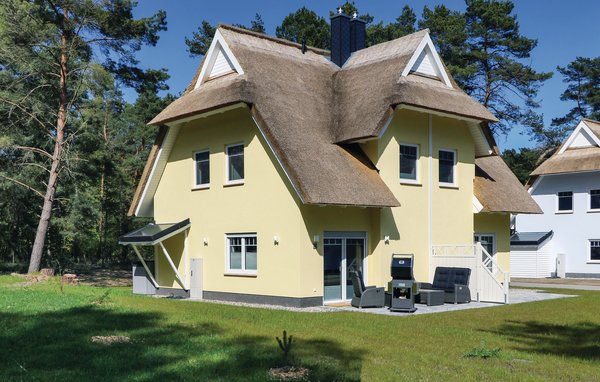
(218, 24, 330, 56)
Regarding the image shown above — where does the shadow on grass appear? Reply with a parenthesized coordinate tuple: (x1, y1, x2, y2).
(493, 320, 600, 360)
(0, 305, 362, 381)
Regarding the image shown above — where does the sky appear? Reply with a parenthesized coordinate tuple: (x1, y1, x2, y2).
(128, 1, 600, 152)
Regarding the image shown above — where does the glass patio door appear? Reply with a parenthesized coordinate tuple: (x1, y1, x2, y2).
(474, 234, 495, 272)
(323, 233, 366, 303)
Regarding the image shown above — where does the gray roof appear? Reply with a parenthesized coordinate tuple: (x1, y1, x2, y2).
(511, 231, 553, 246)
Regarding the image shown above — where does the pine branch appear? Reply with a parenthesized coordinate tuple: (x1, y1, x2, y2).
(0, 174, 45, 199)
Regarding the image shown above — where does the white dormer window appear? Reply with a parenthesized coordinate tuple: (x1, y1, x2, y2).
(558, 120, 600, 154)
(401, 33, 452, 87)
(194, 29, 244, 90)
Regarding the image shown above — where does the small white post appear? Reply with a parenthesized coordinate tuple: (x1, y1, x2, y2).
(475, 242, 482, 302)
(184, 229, 190, 288)
(158, 241, 189, 290)
(132, 245, 159, 289)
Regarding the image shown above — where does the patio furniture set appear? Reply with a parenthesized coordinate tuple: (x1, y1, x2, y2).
(350, 254, 472, 312)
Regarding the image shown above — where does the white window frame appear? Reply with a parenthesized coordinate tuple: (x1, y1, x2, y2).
(399, 143, 420, 185)
(589, 240, 600, 263)
(225, 143, 245, 186)
(438, 148, 457, 187)
(192, 149, 210, 190)
(556, 191, 573, 214)
(588, 189, 600, 213)
(225, 233, 257, 276)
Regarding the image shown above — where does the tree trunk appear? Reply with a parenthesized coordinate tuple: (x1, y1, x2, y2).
(27, 9, 69, 274)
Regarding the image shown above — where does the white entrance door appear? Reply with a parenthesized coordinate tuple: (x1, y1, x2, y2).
(474, 234, 496, 272)
(323, 232, 366, 303)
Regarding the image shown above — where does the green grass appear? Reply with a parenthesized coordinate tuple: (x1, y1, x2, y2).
(1, 279, 599, 381)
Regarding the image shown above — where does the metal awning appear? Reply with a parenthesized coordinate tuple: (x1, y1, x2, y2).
(119, 219, 190, 245)
(119, 219, 191, 291)
(510, 231, 553, 247)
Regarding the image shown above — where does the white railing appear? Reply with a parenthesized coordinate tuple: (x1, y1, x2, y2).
(430, 243, 509, 304)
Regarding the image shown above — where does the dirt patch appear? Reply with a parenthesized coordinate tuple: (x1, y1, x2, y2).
(76, 268, 132, 287)
(91, 335, 132, 345)
(4, 273, 49, 287)
(268, 366, 310, 381)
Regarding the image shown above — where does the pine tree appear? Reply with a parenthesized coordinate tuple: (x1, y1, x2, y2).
(0, 0, 166, 273)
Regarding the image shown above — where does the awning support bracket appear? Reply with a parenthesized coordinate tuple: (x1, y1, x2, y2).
(131, 244, 159, 289)
(158, 241, 189, 290)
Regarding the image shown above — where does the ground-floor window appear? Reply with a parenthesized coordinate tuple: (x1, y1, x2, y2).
(590, 240, 600, 262)
(226, 234, 257, 274)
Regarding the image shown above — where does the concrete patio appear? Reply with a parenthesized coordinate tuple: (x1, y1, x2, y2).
(181, 287, 576, 315)
(327, 288, 576, 315)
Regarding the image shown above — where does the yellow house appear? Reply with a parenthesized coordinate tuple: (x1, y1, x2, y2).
(120, 17, 540, 307)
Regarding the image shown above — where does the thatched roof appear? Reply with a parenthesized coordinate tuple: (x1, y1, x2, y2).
(474, 156, 542, 214)
(530, 118, 600, 177)
(133, 25, 515, 213)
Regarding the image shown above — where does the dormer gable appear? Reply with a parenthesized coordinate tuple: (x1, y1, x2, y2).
(401, 32, 452, 88)
(194, 29, 244, 90)
(558, 119, 600, 154)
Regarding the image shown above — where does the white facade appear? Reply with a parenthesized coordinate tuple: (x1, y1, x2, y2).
(516, 171, 600, 278)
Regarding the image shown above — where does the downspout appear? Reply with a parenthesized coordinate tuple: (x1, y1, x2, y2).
(428, 114, 433, 281)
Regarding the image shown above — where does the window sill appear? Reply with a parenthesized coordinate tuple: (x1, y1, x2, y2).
(192, 184, 210, 191)
(555, 211, 573, 214)
(586, 261, 600, 264)
(224, 180, 244, 187)
(224, 272, 257, 277)
(588, 209, 600, 213)
(400, 180, 422, 187)
(439, 184, 459, 190)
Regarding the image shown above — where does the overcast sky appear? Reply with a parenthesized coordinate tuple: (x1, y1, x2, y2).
(128, 1, 600, 151)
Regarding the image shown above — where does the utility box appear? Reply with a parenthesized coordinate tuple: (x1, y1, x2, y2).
(556, 254, 566, 278)
(190, 258, 203, 300)
(132, 261, 156, 295)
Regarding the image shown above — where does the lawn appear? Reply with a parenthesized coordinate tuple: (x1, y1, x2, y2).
(0, 276, 599, 381)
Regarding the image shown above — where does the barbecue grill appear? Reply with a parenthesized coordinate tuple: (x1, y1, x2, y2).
(389, 254, 417, 313)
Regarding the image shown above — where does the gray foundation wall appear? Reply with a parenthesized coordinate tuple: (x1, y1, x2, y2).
(203, 291, 323, 307)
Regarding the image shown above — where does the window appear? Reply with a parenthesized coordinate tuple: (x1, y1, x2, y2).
(590, 240, 600, 262)
(226, 144, 244, 183)
(557, 191, 573, 212)
(194, 150, 210, 187)
(400, 144, 419, 182)
(590, 190, 600, 211)
(227, 234, 257, 273)
(438, 149, 456, 185)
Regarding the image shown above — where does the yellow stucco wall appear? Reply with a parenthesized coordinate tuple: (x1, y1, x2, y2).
(153, 106, 375, 298)
(150, 105, 509, 300)
(365, 108, 475, 283)
(474, 212, 511, 273)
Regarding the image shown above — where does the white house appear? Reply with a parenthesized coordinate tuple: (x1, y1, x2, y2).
(513, 118, 600, 278)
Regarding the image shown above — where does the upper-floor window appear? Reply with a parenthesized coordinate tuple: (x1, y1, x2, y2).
(590, 190, 600, 211)
(226, 144, 244, 184)
(590, 240, 600, 262)
(193, 150, 210, 188)
(227, 234, 257, 274)
(400, 143, 419, 183)
(557, 191, 573, 212)
(438, 149, 456, 186)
